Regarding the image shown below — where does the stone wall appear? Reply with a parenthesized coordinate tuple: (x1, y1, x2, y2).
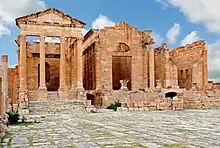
(93, 90, 184, 110)
(0, 56, 8, 115)
(98, 21, 147, 90)
(170, 41, 208, 90)
(183, 90, 220, 109)
(155, 50, 167, 88)
(8, 68, 16, 104)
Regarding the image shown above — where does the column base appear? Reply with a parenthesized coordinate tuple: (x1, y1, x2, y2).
(38, 85, 47, 90)
(59, 88, 69, 100)
(76, 90, 87, 104)
(19, 89, 28, 109)
(76, 84, 85, 91)
(37, 89, 48, 101)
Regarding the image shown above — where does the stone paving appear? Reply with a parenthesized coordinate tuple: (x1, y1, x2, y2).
(3, 109, 220, 148)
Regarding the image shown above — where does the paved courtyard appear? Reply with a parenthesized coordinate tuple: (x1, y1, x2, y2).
(4, 109, 220, 148)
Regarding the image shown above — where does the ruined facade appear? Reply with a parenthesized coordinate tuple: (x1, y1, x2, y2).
(5, 8, 220, 114)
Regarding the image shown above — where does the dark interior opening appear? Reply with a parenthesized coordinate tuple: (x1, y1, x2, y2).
(165, 92, 177, 99)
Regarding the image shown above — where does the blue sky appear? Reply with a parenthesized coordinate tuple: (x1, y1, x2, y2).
(0, 0, 220, 81)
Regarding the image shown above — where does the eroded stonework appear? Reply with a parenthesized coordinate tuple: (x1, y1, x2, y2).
(0, 55, 8, 115)
(6, 8, 220, 114)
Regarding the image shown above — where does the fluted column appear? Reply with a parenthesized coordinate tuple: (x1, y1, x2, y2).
(19, 35, 27, 91)
(39, 36, 47, 90)
(149, 43, 155, 89)
(59, 36, 66, 90)
(76, 38, 84, 90)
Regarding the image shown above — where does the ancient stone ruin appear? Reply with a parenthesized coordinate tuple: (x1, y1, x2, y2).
(0, 56, 8, 115)
(4, 8, 220, 114)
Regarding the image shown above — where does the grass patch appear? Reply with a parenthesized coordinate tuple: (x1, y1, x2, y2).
(7, 137, 12, 147)
(9, 121, 40, 126)
(0, 131, 12, 147)
(143, 137, 152, 141)
(162, 143, 184, 148)
(49, 138, 55, 145)
(175, 128, 187, 132)
(27, 136, 33, 146)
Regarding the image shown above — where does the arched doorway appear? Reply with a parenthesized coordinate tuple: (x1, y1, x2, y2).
(165, 92, 177, 99)
(165, 91, 178, 109)
(112, 43, 132, 90)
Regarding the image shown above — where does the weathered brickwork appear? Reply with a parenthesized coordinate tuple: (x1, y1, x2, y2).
(5, 8, 220, 114)
(170, 41, 208, 90)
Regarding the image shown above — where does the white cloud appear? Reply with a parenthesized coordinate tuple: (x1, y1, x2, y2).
(45, 37, 60, 43)
(0, 23, 10, 37)
(92, 15, 115, 29)
(0, 0, 46, 23)
(207, 39, 220, 82)
(154, 0, 170, 8)
(155, 0, 220, 34)
(82, 28, 89, 36)
(0, 0, 46, 37)
(151, 32, 164, 47)
(181, 31, 200, 46)
(166, 23, 180, 44)
(8, 64, 18, 68)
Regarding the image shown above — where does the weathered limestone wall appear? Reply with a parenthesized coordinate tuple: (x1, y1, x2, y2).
(155, 50, 167, 88)
(83, 30, 101, 90)
(170, 41, 208, 90)
(143, 51, 149, 89)
(8, 68, 16, 104)
(154, 47, 178, 89)
(183, 90, 220, 109)
(99, 21, 146, 90)
(0, 55, 8, 115)
(94, 90, 183, 110)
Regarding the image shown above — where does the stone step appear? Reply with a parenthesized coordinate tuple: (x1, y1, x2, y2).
(28, 100, 86, 115)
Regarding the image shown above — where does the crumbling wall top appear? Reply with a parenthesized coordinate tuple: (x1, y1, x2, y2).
(171, 40, 206, 57)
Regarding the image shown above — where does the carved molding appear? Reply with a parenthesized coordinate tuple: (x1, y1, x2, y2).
(114, 43, 130, 52)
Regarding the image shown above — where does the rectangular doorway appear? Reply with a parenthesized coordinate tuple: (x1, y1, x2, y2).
(112, 56, 131, 90)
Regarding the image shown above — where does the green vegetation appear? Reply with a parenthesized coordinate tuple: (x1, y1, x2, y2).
(0, 131, 12, 147)
(106, 100, 121, 111)
(6, 110, 40, 126)
(6, 111, 20, 124)
(49, 138, 55, 145)
(27, 136, 33, 146)
(9, 122, 36, 126)
(162, 143, 184, 148)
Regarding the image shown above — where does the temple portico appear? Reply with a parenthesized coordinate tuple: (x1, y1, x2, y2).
(15, 8, 86, 106)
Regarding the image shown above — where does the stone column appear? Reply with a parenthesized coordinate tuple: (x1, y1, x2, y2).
(59, 36, 66, 90)
(202, 50, 208, 90)
(76, 38, 84, 90)
(19, 35, 27, 91)
(37, 36, 47, 101)
(149, 43, 155, 89)
(94, 43, 101, 90)
(39, 36, 47, 90)
(164, 50, 171, 88)
(59, 36, 68, 100)
(71, 40, 76, 90)
(19, 35, 28, 108)
(1, 55, 8, 113)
